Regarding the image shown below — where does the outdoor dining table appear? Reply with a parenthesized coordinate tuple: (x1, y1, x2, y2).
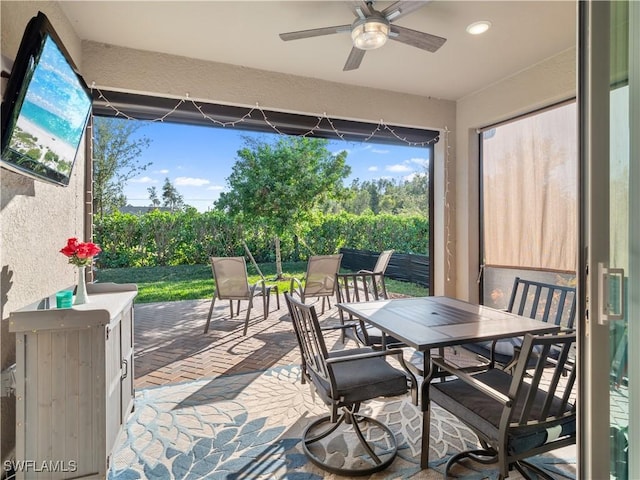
(336, 295, 562, 469)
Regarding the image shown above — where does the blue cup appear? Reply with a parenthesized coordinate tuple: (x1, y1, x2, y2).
(56, 290, 73, 309)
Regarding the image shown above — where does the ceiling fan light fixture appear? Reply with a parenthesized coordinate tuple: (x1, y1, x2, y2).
(351, 18, 390, 50)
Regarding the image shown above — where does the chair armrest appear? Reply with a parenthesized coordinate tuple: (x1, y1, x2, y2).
(326, 347, 406, 364)
(321, 322, 360, 333)
(249, 278, 267, 295)
(357, 269, 375, 274)
(431, 357, 512, 407)
(289, 277, 303, 294)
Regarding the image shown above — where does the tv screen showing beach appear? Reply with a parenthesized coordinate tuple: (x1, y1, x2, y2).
(2, 33, 91, 185)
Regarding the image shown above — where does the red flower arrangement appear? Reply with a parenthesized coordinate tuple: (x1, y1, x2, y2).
(60, 237, 102, 267)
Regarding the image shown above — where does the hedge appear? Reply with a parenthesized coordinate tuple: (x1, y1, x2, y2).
(93, 209, 428, 268)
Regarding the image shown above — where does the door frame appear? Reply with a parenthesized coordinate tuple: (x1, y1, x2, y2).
(579, 1, 639, 478)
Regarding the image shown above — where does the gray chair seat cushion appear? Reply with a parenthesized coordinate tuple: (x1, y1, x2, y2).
(463, 340, 518, 365)
(430, 369, 575, 455)
(310, 348, 408, 405)
(346, 325, 404, 348)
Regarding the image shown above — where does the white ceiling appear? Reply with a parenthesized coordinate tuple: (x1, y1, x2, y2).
(59, 0, 577, 101)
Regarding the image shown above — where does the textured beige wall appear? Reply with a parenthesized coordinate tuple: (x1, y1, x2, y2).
(454, 47, 577, 302)
(1, 1, 86, 463)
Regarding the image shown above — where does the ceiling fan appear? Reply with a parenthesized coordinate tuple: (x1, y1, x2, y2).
(279, 1, 446, 71)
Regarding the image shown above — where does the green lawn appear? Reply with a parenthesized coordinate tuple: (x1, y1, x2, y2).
(95, 262, 427, 303)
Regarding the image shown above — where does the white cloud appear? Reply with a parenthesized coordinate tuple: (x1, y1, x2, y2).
(404, 172, 427, 182)
(207, 185, 225, 191)
(156, 169, 169, 174)
(368, 166, 379, 172)
(386, 164, 412, 173)
(175, 176, 211, 187)
(371, 148, 389, 154)
(410, 157, 429, 167)
(130, 176, 156, 184)
(333, 148, 350, 156)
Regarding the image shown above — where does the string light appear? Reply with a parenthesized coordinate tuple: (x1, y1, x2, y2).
(92, 87, 440, 147)
(443, 127, 453, 283)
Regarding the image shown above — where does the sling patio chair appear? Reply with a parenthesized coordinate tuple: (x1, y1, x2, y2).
(353, 249, 394, 295)
(358, 248, 394, 277)
(289, 254, 342, 315)
(285, 292, 417, 476)
(430, 331, 577, 479)
(203, 256, 279, 336)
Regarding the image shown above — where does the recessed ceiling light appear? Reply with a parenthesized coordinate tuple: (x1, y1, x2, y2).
(466, 21, 492, 35)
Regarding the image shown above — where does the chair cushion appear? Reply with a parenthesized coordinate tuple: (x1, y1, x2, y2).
(346, 325, 404, 348)
(310, 348, 408, 405)
(463, 338, 549, 367)
(463, 340, 517, 365)
(430, 369, 575, 455)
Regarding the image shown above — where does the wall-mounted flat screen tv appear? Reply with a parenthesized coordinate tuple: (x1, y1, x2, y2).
(1, 11, 92, 186)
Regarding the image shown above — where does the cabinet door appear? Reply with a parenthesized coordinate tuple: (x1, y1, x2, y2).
(120, 305, 135, 421)
(105, 319, 122, 454)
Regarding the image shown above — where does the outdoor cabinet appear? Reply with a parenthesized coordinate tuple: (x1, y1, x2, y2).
(9, 283, 137, 479)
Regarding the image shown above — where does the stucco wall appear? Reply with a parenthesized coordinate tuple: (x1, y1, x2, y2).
(454, 47, 577, 302)
(1, 1, 86, 463)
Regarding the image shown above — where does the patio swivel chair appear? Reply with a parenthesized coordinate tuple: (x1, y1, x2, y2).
(204, 256, 278, 335)
(430, 331, 577, 479)
(289, 254, 342, 315)
(464, 277, 577, 368)
(284, 293, 416, 476)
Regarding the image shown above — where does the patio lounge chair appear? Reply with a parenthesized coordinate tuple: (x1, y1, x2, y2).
(285, 292, 416, 476)
(204, 256, 279, 335)
(289, 254, 342, 315)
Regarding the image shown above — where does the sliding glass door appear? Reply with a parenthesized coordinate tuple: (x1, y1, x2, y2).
(580, 1, 638, 478)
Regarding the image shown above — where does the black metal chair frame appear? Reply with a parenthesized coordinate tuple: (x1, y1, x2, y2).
(431, 332, 577, 479)
(465, 277, 577, 368)
(285, 292, 417, 476)
(335, 271, 405, 348)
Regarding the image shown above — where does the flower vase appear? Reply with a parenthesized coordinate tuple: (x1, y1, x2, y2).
(74, 266, 89, 305)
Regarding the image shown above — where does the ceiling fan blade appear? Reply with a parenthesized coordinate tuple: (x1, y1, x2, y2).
(389, 24, 446, 52)
(279, 25, 351, 41)
(343, 47, 366, 71)
(347, 1, 373, 19)
(382, 1, 431, 22)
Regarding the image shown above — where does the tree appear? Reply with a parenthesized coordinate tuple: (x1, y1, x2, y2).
(161, 177, 184, 211)
(215, 136, 351, 277)
(147, 186, 161, 208)
(92, 117, 151, 218)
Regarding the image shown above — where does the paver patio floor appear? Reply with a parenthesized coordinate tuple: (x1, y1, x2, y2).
(133, 294, 339, 388)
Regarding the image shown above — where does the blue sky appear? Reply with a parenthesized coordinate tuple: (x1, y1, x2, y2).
(124, 121, 430, 212)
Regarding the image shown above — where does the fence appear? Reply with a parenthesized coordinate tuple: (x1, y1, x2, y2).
(339, 248, 430, 287)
